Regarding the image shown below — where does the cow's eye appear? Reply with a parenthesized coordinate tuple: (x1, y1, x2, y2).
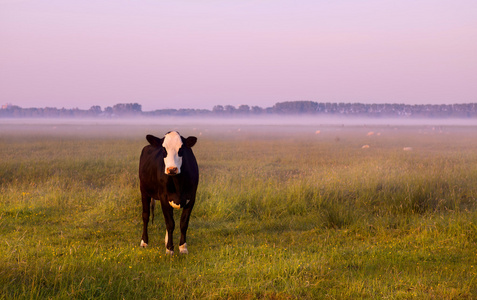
(162, 147, 168, 157)
(178, 147, 184, 157)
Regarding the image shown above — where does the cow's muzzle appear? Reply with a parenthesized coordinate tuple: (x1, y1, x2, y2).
(166, 167, 179, 175)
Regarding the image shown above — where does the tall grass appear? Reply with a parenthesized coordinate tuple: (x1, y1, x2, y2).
(1, 123, 477, 299)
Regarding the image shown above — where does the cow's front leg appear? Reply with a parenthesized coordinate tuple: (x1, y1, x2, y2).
(140, 194, 151, 247)
(161, 200, 175, 255)
(179, 199, 195, 254)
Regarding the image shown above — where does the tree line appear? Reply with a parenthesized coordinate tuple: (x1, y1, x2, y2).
(1, 101, 477, 118)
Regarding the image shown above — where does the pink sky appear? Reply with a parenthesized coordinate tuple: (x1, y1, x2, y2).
(1, 0, 476, 111)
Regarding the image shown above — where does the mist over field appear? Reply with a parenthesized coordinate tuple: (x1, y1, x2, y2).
(3, 115, 477, 126)
(0, 116, 477, 147)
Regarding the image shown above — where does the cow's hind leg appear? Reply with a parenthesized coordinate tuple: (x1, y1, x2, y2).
(160, 201, 175, 255)
(140, 194, 151, 247)
(179, 201, 195, 254)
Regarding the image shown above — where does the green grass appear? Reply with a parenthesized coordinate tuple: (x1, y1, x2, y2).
(1, 122, 477, 299)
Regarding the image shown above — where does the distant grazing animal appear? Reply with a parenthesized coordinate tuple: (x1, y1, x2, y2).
(138, 131, 199, 255)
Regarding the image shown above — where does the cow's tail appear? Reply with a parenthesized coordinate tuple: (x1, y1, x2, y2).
(151, 199, 155, 224)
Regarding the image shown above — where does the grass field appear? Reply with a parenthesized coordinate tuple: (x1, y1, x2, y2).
(1, 120, 477, 299)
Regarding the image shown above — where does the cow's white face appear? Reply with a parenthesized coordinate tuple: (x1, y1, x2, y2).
(162, 131, 183, 175)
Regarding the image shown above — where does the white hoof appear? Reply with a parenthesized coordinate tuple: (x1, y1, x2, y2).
(165, 249, 174, 255)
(140, 240, 148, 248)
(179, 243, 188, 254)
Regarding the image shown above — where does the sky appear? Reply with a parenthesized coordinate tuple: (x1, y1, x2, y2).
(1, 0, 476, 111)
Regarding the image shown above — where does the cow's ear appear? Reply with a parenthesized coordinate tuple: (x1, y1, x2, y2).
(146, 134, 163, 147)
(184, 136, 197, 148)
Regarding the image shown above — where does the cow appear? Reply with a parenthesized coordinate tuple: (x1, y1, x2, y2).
(138, 131, 199, 255)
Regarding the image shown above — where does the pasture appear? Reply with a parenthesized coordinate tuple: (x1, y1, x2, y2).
(1, 120, 477, 299)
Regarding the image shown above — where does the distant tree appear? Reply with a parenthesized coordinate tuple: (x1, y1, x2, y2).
(131, 103, 142, 112)
(89, 106, 102, 114)
(273, 101, 318, 114)
(104, 107, 113, 114)
(224, 105, 236, 114)
(238, 105, 250, 114)
(251, 106, 263, 114)
(112, 103, 142, 115)
(212, 105, 224, 113)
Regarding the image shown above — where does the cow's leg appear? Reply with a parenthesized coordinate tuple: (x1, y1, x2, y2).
(179, 200, 195, 254)
(160, 201, 175, 255)
(140, 194, 151, 247)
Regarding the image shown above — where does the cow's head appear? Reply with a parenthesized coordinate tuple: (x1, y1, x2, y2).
(146, 131, 197, 176)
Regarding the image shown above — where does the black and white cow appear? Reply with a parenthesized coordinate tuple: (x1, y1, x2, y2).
(138, 131, 199, 255)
